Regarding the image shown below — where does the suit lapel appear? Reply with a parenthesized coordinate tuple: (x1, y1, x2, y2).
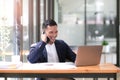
(43, 48, 47, 62)
(55, 41, 62, 62)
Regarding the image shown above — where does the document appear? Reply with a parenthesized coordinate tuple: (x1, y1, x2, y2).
(22, 62, 76, 70)
(0, 61, 22, 69)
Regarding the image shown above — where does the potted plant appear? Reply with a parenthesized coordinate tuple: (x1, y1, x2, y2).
(102, 40, 108, 46)
(102, 40, 110, 53)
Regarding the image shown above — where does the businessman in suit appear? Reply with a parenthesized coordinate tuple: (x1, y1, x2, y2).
(27, 19, 76, 80)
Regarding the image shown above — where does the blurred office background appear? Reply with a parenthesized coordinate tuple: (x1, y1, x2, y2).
(0, 0, 119, 80)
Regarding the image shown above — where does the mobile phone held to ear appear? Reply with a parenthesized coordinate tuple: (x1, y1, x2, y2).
(46, 37, 50, 43)
(43, 32, 50, 43)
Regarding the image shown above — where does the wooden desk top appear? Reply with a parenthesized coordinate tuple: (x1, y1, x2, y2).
(0, 63, 119, 74)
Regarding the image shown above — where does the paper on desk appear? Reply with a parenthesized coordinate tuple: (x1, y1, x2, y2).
(0, 61, 22, 69)
(22, 62, 76, 70)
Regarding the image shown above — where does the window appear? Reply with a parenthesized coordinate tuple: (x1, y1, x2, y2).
(0, 0, 14, 61)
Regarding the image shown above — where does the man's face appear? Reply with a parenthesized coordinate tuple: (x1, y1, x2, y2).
(45, 25, 58, 43)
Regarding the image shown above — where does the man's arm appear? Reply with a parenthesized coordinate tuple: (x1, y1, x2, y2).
(65, 43, 76, 62)
(27, 41, 46, 63)
(57, 40, 76, 62)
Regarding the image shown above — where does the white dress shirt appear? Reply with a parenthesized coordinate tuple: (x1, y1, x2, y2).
(45, 43, 59, 62)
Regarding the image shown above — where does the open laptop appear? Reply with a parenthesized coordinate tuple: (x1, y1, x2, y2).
(75, 45, 103, 67)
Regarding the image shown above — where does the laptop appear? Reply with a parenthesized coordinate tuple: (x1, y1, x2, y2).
(75, 45, 103, 67)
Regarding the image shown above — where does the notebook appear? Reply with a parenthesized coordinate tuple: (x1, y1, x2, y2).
(75, 45, 103, 67)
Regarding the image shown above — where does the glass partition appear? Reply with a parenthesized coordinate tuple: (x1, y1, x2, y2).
(86, 0, 117, 64)
(54, 0, 117, 64)
(54, 0, 85, 46)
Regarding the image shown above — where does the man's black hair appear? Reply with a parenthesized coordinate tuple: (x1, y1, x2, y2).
(42, 19, 57, 29)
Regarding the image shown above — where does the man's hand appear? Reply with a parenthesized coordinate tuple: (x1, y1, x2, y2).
(41, 33, 47, 43)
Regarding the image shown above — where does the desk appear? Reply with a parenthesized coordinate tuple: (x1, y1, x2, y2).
(0, 63, 119, 80)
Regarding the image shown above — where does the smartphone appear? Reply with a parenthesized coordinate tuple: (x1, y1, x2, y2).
(43, 32, 50, 43)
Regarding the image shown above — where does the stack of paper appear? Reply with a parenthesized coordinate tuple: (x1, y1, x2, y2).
(0, 61, 22, 69)
(22, 62, 76, 70)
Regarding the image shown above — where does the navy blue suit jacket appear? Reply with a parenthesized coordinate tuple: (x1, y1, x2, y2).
(27, 40, 76, 63)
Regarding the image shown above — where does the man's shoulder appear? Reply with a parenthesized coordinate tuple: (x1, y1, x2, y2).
(31, 43, 37, 47)
(55, 40, 67, 45)
(55, 39, 64, 43)
(30, 41, 43, 47)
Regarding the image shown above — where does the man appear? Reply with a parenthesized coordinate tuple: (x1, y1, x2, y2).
(27, 19, 76, 80)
